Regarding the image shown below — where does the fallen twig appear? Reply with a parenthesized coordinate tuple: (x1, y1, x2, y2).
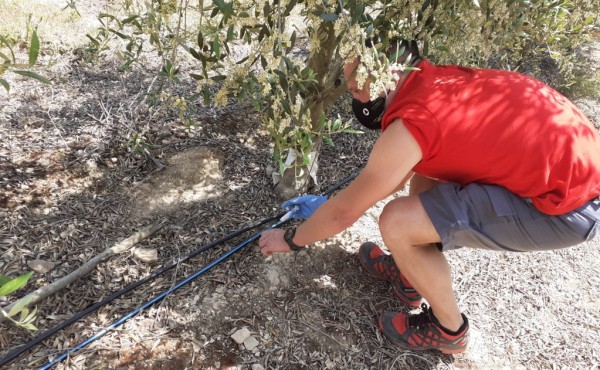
(0, 222, 164, 326)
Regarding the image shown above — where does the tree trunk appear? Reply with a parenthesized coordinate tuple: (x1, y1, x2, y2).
(273, 22, 346, 199)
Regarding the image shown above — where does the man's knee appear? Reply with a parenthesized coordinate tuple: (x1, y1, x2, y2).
(379, 198, 415, 245)
(379, 196, 441, 247)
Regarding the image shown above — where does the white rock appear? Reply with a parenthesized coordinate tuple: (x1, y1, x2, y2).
(252, 364, 265, 370)
(230, 327, 251, 344)
(243, 336, 259, 351)
(133, 248, 158, 263)
(27, 259, 55, 274)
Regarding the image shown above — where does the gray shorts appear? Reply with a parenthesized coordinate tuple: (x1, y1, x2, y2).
(419, 182, 600, 252)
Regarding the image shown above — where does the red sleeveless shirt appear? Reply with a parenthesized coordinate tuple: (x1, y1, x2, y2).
(382, 60, 600, 215)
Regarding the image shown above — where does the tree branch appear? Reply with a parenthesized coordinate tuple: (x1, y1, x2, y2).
(0, 222, 163, 326)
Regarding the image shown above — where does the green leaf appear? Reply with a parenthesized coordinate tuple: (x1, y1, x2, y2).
(323, 136, 334, 146)
(189, 48, 204, 61)
(197, 31, 204, 49)
(21, 323, 38, 331)
(332, 118, 341, 130)
(281, 99, 292, 115)
(352, 3, 365, 23)
(420, 0, 431, 13)
(213, 38, 221, 59)
(279, 161, 286, 176)
(86, 34, 100, 46)
(0, 272, 33, 297)
(121, 15, 139, 24)
(203, 86, 210, 104)
(320, 13, 339, 22)
(108, 28, 129, 40)
(288, 31, 297, 51)
(284, 0, 297, 16)
(210, 75, 227, 81)
(274, 70, 288, 91)
(0, 36, 16, 62)
(258, 25, 270, 42)
(19, 307, 29, 321)
(0, 275, 11, 285)
(342, 128, 364, 134)
(29, 30, 40, 66)
(99, 13, 120, 23)
(14, 70, 51, 84)
(0, 79, 9, 93)
(227, 25, 234, 41)
(235, 56, 249, 65)
(23, 305, 37, 323)
(190, 73, 204, 80)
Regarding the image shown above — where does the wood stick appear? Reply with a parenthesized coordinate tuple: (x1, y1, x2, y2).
(0, 222, 163, 325)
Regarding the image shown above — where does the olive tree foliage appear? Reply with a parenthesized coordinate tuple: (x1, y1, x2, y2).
(0, 30, 50, 93)
(89, 0, 597, 197)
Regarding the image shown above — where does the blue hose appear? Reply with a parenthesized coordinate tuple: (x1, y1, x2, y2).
(39, 219, 286, 370)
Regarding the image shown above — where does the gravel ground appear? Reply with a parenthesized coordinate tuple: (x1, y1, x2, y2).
(1, 5, 599, 369)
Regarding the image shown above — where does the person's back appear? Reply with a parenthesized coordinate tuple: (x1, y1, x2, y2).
(382, 60, 600, 215)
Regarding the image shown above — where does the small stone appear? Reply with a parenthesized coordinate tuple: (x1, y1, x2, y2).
(27, 259, 55, 274)
(252, 364, 265, 370)
(133, 248, 158, 263)
(243, 336, 259, 351)
(231, 327, 251, 344)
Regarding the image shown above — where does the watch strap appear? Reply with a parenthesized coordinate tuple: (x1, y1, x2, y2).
(284, 228, 302, 252)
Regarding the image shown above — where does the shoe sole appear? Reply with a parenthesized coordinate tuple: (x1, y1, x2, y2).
(357, 243, 422, 307)
(377, 316, 467, 355)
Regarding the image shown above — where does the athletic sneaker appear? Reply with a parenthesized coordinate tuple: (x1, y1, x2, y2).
(357, 242, 422, 307)
(379, 303, 469, 354)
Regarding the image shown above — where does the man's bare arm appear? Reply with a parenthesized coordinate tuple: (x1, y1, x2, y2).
(290, 120, 423, 246)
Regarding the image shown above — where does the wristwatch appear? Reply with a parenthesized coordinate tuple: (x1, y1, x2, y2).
(284, 228, 303, 252)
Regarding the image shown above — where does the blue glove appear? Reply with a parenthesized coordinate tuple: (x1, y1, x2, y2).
(281, 195, 329, 219)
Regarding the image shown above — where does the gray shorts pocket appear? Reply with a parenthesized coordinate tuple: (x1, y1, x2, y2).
(482, 185, 517, 217)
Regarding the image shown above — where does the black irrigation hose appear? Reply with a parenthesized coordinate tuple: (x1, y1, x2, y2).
(0, 171, 358, 368)
(39, 220, 288, 370)
(0, 214, 279, 368)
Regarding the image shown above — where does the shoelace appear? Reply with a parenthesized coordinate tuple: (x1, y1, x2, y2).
(407, 303, 433, 328)
(381, 255, 398, 275)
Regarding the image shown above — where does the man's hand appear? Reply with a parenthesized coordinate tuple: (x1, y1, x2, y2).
(258, 229, 292, 256)
(281, 195, 328, 219)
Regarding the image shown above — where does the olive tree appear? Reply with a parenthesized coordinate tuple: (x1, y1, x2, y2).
(90, 0, 597, 198)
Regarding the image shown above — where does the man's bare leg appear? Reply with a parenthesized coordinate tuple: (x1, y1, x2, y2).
(379, 176, 463, 331)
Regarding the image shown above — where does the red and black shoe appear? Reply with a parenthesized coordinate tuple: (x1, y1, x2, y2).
(379, 303, 469, 354)
(357, 242, 422, 307)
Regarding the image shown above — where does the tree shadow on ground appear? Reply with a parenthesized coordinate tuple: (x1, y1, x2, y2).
(3, 57, 437, 369)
